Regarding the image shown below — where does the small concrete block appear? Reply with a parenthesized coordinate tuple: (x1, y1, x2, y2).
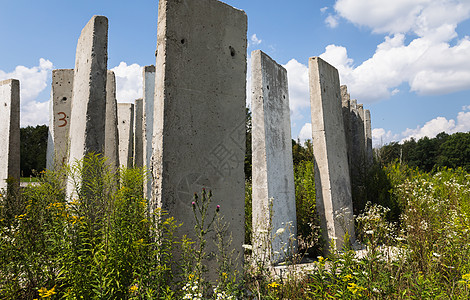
(308, 57, 355, 252)
(251, 50, 297, 263)
(117, 103, 134, 168)
(0, 79, 20, 190)
(46, 69, 73, 170)
(134, 98, 143, 168)
(152, 0, 247, 280)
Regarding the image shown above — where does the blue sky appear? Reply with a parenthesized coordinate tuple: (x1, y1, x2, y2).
(1, 0, 469, 147)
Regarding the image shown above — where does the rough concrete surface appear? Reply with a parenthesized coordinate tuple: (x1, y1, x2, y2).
(0, 79, 20, 191)
(152, 0, 247, 280)
(134, 98, 143, 168)
(364, 109, 373, 166)
(309, 57, 355, 252)
(143, 65, 155, 199)
(67, 15, 108, 197)
(104, 70, 120, 172)
(251, 50, 297, 263)
(46, 69, 73, 170)
(117, 103, 134, 168)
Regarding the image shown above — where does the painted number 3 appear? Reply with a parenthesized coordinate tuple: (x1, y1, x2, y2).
(58, 112, 67, 127)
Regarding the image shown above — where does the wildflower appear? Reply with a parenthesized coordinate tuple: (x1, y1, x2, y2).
(242, 244, 253, 250)
(38, 285, 56, 298)
(216, 204, 220, 212)
(129, 284, 138, 293)
(343, 274, 353, 282)
(276, 228, 285, 235)
(268, 281, 280, 288)
(365, 230, 374, 235)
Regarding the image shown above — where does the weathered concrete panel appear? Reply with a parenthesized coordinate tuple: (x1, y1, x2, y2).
(117, 103, 134, 168)
(308, 57, 355, 252)
(134, 98, 143, 168)
(67, 15, 108, 194)
(0, 79, 20, 190)
(364, 109, 373, 166)
(104, 70, 119, 171)
(152, 0, 247, 279)
(46, 69, 73, 170)
(251, 50, 296, 263)
(340, 85, 351, 173)
(143, 65, 155, 199)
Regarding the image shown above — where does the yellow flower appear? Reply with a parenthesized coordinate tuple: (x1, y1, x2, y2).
(38, 285, 56, 298)
(343, 274, 353, 282)
(130, 284, 138, 293)
(268, 281, 280, 289)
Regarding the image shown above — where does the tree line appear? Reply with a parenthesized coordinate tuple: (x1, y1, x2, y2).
(377, 131, 470, 172)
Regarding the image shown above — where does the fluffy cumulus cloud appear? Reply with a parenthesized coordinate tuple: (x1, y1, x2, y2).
(373, 110, 470, 146)
(0, 58, 53, 126)
(111, 62, 143, 103)
(298, 123, 312, 141)
(282, 59, 310, 119)
(320, 0, 470, 102)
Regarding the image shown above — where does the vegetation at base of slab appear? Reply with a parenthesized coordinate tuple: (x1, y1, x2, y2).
(3, 149, 470, 298)
(20, 125, 48, 177)
(0, 154, 246, 299)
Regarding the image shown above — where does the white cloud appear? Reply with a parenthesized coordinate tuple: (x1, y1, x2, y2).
(325, 15, 339, 28)
(372, 128, 399, 147)
(320, 7, 329, 14)
(0, 58, 53, 127)
(250, 34, 262, 46)
(321, 0, 470, 102)
(298, 123, 312, 141)
(319, 34, 470, 102)
(282, 59, 309, 119)
(334, 0, 470, 36)
(111, 62, 143, 103)
(462, 105, 470, 111)
(375, 110, 470, 146)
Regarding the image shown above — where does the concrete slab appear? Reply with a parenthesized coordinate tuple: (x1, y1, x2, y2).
(46, 69, 73, 170)
(0, 79, 20, 190)
(364, 109, 373, 166)
(143, 65, 155, 199)
(104, 70, 119, 172)
(308, 57, 355, 252)
(67, 15, 108, 197)
(152, 0, 247, 280)
(134, 98, 143, 168)
(251, 50, 297, 263)
(117, 103, 134, 168)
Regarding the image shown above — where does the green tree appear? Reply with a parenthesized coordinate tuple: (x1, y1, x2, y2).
(20, 125, 48, 177)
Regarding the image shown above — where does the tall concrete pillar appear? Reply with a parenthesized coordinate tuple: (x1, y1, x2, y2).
(46, 69, 73, 170)
(104, 71, 119, 172)
(0, 79, 20, 190)
(152, 0, 247, 279)
(308, 57, 355, 252)
(134, 98, 143, 168)
(117, 103, 134, 168)
(67, 15, 108, 197)
(340, 85, 351, 173)
(364, 109, 373, 166)
(251, 50, 296, 263)
(143, 65, 155, 199)
(357, 104, 366, 161)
